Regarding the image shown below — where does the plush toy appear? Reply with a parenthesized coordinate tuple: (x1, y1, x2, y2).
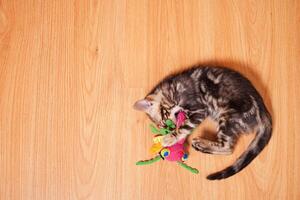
(136, 111, 199, 174)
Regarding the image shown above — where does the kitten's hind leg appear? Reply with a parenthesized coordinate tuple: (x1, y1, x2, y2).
(192, 137, 233, 155)
(192, 119, 237, 155)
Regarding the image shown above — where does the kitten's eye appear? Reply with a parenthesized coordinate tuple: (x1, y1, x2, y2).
(160, 105, 170, 121)
(159, 121, 165, 127)
(164, 110, 169, 119)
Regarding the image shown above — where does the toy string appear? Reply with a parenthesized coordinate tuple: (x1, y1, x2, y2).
(136, 156, 162, 165)
(177, 162, 199, 174)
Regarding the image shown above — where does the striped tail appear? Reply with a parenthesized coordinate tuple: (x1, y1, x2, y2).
(207, 111, 272, 180)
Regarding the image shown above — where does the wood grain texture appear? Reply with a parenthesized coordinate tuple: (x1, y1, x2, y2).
(0, 0, 299, 199)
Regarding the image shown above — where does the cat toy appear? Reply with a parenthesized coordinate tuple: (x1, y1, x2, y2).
(136, 111, 199, 174)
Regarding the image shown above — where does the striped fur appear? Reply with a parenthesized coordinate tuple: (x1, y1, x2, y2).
(134, 66, 272, 180)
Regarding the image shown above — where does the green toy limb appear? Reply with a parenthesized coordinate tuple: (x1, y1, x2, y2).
(177, 162, 199, 174)
(136, 156, 162, 165)
(149, 124, 171, 135)
(149, 124, 160, 134)
(159, 128, 171, 135)
(165, 119, 175, 128)
(149, 119, 176, 135)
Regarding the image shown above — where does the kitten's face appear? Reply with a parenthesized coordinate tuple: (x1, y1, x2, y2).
(134, 91, 181, 127)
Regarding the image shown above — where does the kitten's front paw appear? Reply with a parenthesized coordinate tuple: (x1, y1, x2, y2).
(161, 134, 177, 147)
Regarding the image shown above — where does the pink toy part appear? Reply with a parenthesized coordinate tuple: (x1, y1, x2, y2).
(164, 139, 186, 161)
(176, 111, 186, 128)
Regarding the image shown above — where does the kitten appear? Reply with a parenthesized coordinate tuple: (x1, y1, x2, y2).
(134, 66, 272, 180)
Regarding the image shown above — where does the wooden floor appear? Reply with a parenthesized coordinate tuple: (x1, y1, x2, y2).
(0, 0, 299, 199)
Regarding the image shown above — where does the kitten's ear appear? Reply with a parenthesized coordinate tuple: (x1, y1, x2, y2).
(133, 99, 152, 112)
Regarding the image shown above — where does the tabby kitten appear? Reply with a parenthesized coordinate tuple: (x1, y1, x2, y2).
(134, 66, 272, 180)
